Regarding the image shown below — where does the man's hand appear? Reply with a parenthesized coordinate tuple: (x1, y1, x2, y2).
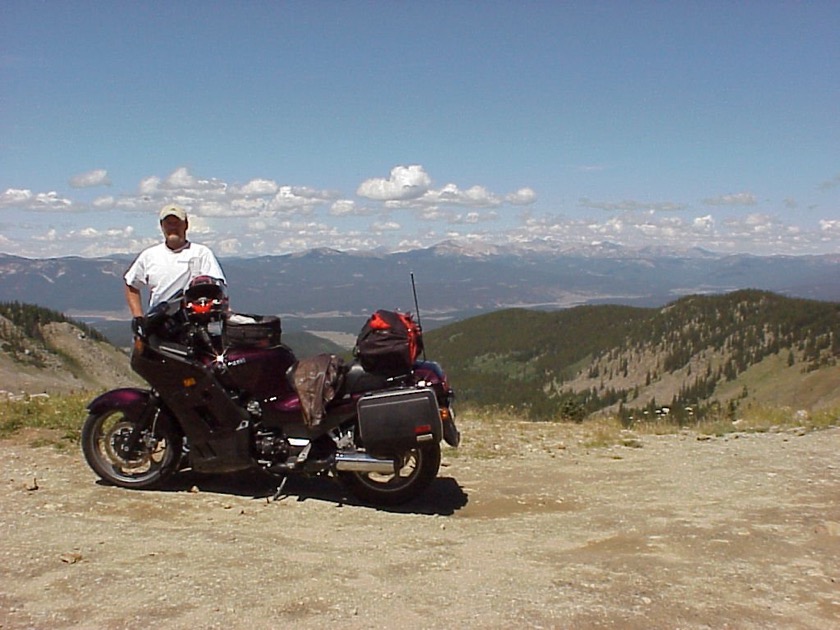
(131, 316, 145, 339)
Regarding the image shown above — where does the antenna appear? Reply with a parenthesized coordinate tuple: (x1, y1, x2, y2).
(410, 272, 427, 361)
(410, 272, 423, 330)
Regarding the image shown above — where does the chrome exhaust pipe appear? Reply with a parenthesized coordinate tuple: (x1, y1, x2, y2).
(334, 451, 396, 473)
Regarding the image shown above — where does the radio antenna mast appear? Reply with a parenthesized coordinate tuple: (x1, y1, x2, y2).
(410, 272, 423, 329)
(410, 272, 426, 361)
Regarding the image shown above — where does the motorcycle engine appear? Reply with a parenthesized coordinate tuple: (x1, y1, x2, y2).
(254, 429, 293, 466)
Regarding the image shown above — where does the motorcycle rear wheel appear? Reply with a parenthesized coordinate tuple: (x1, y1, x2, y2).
(339, 443, 441, 506)
(81, 408, 181, 489)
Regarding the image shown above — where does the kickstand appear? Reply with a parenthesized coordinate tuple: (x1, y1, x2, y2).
(271, 476, 289, 502)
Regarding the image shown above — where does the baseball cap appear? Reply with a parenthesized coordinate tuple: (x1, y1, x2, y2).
(159, 204, 187, 222)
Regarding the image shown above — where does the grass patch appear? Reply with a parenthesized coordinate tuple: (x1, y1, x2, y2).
(597, 403, 840, 444)
(453, 402, 840, 455)
(580, 422, 622, 449)
(2, 394, 837, 455)
(0, 392, 91, 447)
(724, 404, 839, 433)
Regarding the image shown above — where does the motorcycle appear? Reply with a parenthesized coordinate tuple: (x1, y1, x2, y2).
(81, 279, 460, 506)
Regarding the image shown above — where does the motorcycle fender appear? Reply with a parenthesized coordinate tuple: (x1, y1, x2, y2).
(87, 388, 152, 416)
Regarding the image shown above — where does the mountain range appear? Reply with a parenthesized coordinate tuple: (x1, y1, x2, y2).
(1, 242, 839, 342)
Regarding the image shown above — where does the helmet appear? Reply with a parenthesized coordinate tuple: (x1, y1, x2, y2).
(184, 275, 227, 320)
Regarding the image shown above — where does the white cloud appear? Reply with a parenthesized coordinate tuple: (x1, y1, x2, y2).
(196, 200, 238, 217)
(449, 210, 499, 225)
(0, 188, 34, 207)
(164, 167, 199, 189)
(328, 199, 377, 217)
(238, 178, 279, 196)
(417, 206, 448, 221)
(743, 213, 772, 227)
(69, 169, 111, 188)
(267, 186, 333, 214)
(421, 184, 502, 207)
(579, 197, 687, 212)
(216, 238, 241, 255)
(329, 199, 357, 216)
(139, 176, 161, 195)
(0, 188, 73, 211)
(184, 214, 212, 234)
(229, 197, 267, 215)
(361, 169, 534, 213)
(702, 192, 758, 206)
(5, 163, 839, 258)
(693, 215, 714, 231)
(79, 227, 104, 239)
(357, 165, 431, 201)
(819, 219, 840, 235)
(117, 168, 336, 220)
(371, 220, 401, 232)
(506, 187, 537, 205)
(92, 196, 116, 209)
(510, 209, 822, 256)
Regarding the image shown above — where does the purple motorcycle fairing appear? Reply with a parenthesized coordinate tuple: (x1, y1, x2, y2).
(207, 342, 309, 428)
(412, 360, 453, 402)
(211, 343, 298, 399)
(87, 387, 152, 416)
(413, 360, 447, 385)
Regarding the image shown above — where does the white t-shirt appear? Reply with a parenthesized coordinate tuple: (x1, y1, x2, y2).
(124, 241, 226, 309)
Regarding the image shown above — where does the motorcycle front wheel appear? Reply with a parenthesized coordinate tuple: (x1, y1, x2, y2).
(81, 408, 181, 489)
(339, 443, 441, 506)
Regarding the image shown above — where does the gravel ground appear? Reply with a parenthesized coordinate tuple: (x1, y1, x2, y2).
(1, 418, 839, 629)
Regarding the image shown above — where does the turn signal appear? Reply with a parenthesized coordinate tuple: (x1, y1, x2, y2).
(439, 407, 451, 421)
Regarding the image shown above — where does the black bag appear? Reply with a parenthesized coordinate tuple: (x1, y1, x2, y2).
(223, 313, 282, 348)
(354, 310, 423, 375)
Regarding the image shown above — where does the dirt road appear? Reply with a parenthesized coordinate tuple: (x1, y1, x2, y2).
(1, 419, 839, 629)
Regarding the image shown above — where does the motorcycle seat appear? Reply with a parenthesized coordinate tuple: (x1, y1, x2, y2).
(342, 361, 409, 395)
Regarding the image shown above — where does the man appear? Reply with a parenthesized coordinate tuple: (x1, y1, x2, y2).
(124, 205, 226, 320)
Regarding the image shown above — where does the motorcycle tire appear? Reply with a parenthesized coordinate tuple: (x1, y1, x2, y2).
(339, 443, 441, 506)
(81, 407, 181, 490)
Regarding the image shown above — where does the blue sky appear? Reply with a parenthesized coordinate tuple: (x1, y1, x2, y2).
(2, 1, 838, 258)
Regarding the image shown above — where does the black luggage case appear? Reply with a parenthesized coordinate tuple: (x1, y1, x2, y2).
(223, 313, 282, 348)
(357, 388, 442, 455)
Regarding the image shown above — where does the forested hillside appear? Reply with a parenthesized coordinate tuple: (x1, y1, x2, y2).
(424, 290, 840, 421)
(5, 292, 840, 421)
(0, 302, 107, 351)
(0, 302, 141, 395)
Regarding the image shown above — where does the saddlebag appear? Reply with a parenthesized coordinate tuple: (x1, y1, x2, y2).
(357, 388, 441, 455)
(223, 313, 282, 348)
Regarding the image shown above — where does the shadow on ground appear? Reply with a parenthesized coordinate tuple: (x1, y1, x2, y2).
(98, 469, 469, 516)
